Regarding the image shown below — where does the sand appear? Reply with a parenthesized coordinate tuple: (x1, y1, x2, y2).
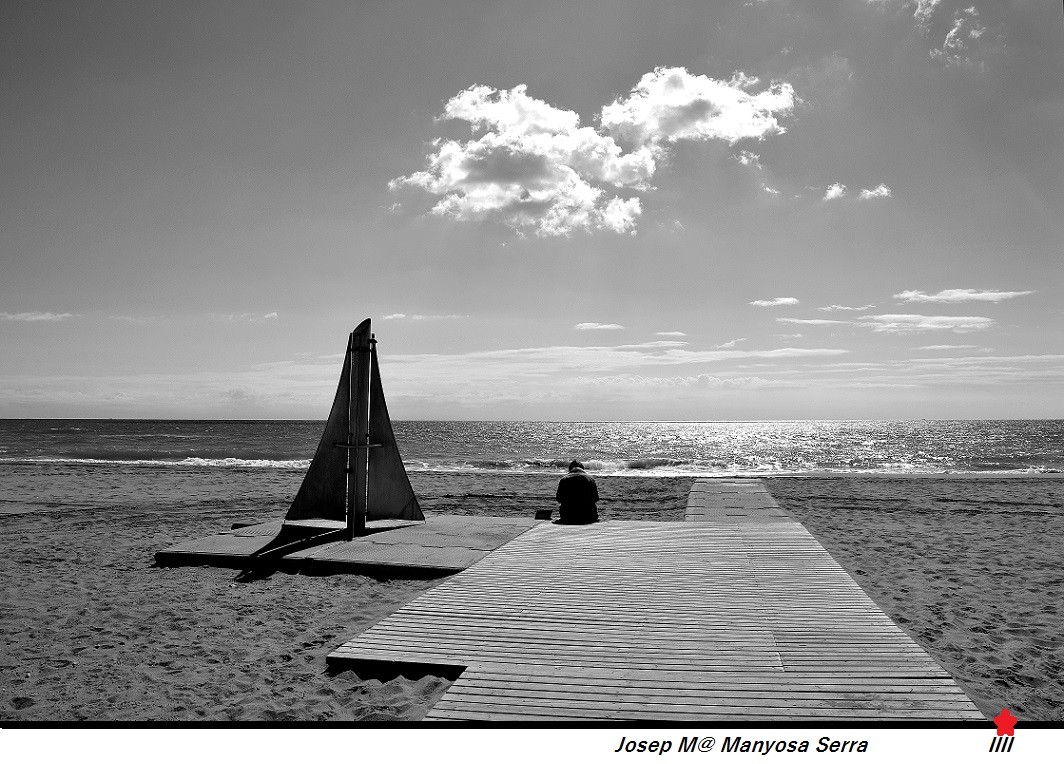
(764, 476, 1064, 721)
(1, 473, 1061, 722)
(0, 503, 450, 721)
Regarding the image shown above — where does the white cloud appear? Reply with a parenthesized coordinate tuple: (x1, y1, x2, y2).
(822, 183, 847, 201)
(714, 338, 747, 349)
(393, 68, 796, 237)
(210, 312, 279, 323)
(391, 84, 652, 237)
(600, 196, 642, 234)
(918, 344, 979, 350)
(931, 6, 989, 68)
(600, 67, 796, 148)
(818, 304, 875, 312)
(383, 313, 465, 321)
(895, 288, 1035, 303)
(858, 183, 892, 199)
(379, 343, 850, 394)
(655, 331, 687, 337)
(736, 150, 763, 169)
(857, 314, 995, 333)
(574, 322, 624, 331)
(0, 311, 74, 322)
(776, 318, 850, 325)
(750, 297, 799, 307)
(911, 0, 944, 32)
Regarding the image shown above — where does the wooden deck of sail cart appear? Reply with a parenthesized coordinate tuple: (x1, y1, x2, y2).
(329, 478, 984, 722)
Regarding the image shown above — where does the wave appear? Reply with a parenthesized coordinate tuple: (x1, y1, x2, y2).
(0, 456, 310, 469)
(394, 460, 1064, 477)
(1, 456, 1060, 477)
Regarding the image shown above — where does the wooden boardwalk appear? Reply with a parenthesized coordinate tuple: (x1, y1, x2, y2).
(328, 479, 983, 721)
(685, 477, 790, 522)
(156, 515, 536, 575)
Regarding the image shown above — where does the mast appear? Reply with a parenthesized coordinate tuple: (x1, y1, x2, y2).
(348, 324, 372, 539)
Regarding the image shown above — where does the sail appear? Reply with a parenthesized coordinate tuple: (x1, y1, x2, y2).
(284, 320, 368, 522)
(284, 318, 423, 527)
(367, 346, 424, 521)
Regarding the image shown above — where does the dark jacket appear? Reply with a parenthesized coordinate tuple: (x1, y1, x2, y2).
(555, 467, 599, 524)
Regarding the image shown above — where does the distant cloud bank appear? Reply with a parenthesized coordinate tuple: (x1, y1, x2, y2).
(211, 312, 279, 324)
(858, 183, 892, 199)
(894, 288, 1034, 303)
(383, 313, 465, 321)
(858, 313, 994, 333)
(0, 311, 74, 322)
(750, 297, 799, 307)
(574, 322, 624, 331)
(776, 317, 848, 326)
(391, 67, 795, 237)
(823, 182, 891, 201)
(818, 304, 875, 312)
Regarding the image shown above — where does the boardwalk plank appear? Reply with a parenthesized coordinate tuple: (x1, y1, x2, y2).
(327, 478, 983, 721)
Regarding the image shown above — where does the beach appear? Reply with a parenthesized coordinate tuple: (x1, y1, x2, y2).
(2, 467, 1062, 722)
(765, 475, 1064, 721)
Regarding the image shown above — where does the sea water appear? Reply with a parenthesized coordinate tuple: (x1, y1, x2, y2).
(1, 419, 1061, 518)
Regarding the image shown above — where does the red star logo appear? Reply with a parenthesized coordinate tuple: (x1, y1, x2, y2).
(994, 708, 1018, 736)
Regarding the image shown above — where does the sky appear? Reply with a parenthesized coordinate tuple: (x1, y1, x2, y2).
(1, 0, 1062, 420)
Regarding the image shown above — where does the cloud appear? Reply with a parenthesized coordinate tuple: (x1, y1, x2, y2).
(776, 318, 849, 325)
(600, 68, 796, 148)
(911, 0, 944, 32)
(734, 149, 781, 196)
(750, 297, 799, 307)
(858, 183, 892, 200)
(383, 313, 465, 321)
(384, 342, 849, 386)
(0, 311, 74, 322)
(574, 322, 624, 331)
(655, 331, 687, 337)
(857, 314, 995, 333)
(210, 312, 279, 323)
(818, 304, 875, 312)
(391, 84, 650, 237)
(822, 183, 846, 201)
(714, 338, 747, 349)
(393, 68, 795, 236)
(736, 150, 763, 169)
(894, 288, 1035, 303)
(918, 344, 980, 350)
(907, 2, 998, 70)
(931, 6, 989, 68)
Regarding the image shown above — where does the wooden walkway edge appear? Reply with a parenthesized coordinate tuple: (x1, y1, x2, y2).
(155, 515, 537, 575)
(327, 478, 984, 721)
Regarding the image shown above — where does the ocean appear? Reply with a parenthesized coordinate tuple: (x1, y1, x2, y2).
(2, 419, 1062, 520)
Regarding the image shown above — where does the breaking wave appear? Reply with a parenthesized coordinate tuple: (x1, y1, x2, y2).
(0, 456, 310, 469)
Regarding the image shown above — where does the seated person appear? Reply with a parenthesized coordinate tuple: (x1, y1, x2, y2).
(555, 460, 599, 524)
